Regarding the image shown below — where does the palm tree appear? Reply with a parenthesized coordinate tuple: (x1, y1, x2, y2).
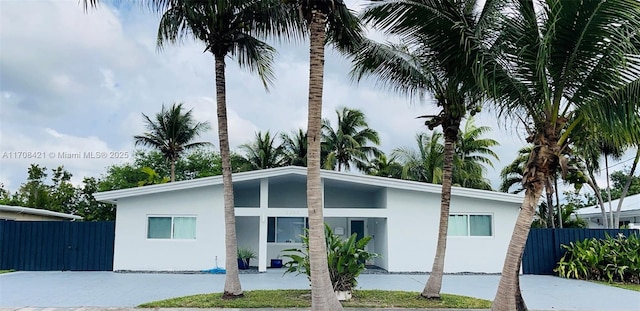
(364, 153, 402, 178)
(239, 131, 285, 169)
(355, 0, 493, 298)
(322, 107, 382, 172)
(281, 129, 308, 167)
(153, 0, 295, 298)
(393, 132, 444, 183)
(134, 103, 211, 182)
(499, 147, 532, 194)
(481, 1, 640, 309)
(454, 117, 499, 190)
(288, 1, 363, 309)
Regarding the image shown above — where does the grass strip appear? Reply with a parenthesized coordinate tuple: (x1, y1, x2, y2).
(139, 289, 491, 309)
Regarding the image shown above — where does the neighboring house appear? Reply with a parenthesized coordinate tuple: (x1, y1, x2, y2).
(94, 166, 523, 273)
(0, 205, 83, 221)
(574, 193, 640, 229)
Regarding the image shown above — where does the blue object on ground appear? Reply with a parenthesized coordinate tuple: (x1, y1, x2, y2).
(202, 267, 226, 274)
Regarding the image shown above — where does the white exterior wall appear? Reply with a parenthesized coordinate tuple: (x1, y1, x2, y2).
(113, 186, 225, 271)
(386, 189, 440, 272)
(385, 188, 519, 273)
(445, 196, 519, 273)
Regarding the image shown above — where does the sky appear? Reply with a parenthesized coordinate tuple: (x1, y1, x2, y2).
(0, 0, 634, 195)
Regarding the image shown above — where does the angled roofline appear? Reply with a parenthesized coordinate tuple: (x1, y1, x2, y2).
(94, 166, 524, 205)
(575, 193, 640, 216)
(0, 204, 83, 220)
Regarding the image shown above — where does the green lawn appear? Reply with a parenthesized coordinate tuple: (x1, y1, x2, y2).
(139, 289, 491, 309)
(592, 281, 640, 292)
(0, 270, 14, 274)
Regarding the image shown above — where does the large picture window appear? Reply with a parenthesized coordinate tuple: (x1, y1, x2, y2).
(267, 217, 308, 243)
(448, 214, 492, 237)
(148, 216, 196, 239)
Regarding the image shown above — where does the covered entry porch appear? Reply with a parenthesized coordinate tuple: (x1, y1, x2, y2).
(235, 215, 388, 272)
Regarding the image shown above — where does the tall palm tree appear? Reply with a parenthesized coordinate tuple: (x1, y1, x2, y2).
(281, 129, 308, 167)
(239, 131, 285, 169)
(364, 153, 403, 178)
(134, 103, 211, 182)
(322, 107, 382, 172)
(289, 1, 363, 309)
(355, 0, 493, 298)
(454, 117, 499, 190)
(482, 1, 640, 309)
(153, 0, 294, 298)
(499, 147, 532, 194)
(393, 132, 444, 183)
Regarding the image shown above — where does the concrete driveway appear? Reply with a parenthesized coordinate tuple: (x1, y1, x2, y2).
(1, 271, 638, 311)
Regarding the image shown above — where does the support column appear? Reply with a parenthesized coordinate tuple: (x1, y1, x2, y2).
(258, 178, 269, 272)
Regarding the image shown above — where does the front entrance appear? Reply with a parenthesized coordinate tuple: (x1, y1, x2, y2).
(350, 219, 365, 241)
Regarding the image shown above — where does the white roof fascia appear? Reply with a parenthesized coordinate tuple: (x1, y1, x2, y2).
(94, 166, 524, 205)
(0, 205, 83, 220)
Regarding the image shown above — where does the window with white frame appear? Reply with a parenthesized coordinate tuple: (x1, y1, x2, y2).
(267, 217, 308, 243)
(448, 214, 492, 237)
(147, 216, 197, 239)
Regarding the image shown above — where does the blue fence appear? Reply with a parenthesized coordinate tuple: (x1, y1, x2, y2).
(0, 220, 115, 271)
(522, 228, 639, 275)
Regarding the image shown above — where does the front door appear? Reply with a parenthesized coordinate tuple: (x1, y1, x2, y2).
(350, 219, 365, 241)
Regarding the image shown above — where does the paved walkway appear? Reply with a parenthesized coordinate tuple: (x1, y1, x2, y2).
(0, 271, 638, 310)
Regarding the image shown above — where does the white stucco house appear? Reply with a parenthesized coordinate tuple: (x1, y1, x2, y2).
(93, 166, 523, 273)
(574, 193, 640, 229)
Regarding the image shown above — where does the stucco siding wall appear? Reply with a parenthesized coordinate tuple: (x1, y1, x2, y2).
(236, 216, 259, 260)
(385, 188, 519, 273)
(370, 218, 388, 270)
(445, 196, 519, 273)
(385, 188, 440, 272)
(113, 186, 224, 271)
(324, 186, 383, 208)
(269, 182, 306, 208)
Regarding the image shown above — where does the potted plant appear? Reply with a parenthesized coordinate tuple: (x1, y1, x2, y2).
(237, 247, 256, 270)
(281, 224, 378, 300)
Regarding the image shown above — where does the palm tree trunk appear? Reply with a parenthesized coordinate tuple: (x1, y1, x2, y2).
(307, 10, 343, 311)
(170, 159, 176, 182)
(215, 55, 243, 298)
(422, 126, 457, 299)
(545, 177, 554, 228)
(492, 145, 553, 311)
(586, 170, 608, 228)
(605, 155, 614, 228)
(615, 148, 639, 228)
(555, 177, 562, 228)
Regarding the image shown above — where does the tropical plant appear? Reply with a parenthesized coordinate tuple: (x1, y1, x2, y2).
(393, 132, 444, 184)
(239, 131, 286, 169)
(355, 0, 495, 298)
(555, 233, 640, 284)
(281, 129, 308, 167)
(499, 147, 532, 194)
(237, 247, 257, 269)
(479, 0, 640, 309)
(364, 153, 403, 179)
(453, 117, 498, 190)
(134, 103, 211, 182)
(287, 0, 363, 309)
(282, 224, 378, 295)
(322, 107, 382, 172)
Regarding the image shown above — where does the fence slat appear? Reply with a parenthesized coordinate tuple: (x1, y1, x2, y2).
(0, 220, 114, 271)
(523, 228, 639, 275)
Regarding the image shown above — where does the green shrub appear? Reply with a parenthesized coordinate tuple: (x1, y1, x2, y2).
(554, 233, 640, 284)
(281, 224, 378, 292)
